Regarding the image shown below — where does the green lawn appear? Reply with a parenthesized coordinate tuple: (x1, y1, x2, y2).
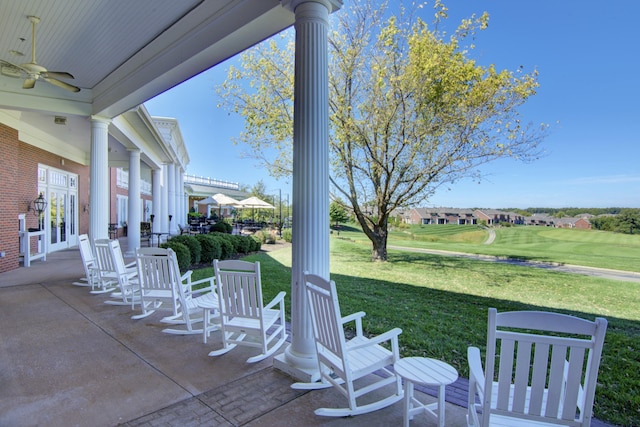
(193, 229, 640, 426)
(382, 224, 640, 272)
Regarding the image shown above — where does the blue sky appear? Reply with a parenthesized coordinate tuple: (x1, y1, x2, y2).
(145, 1, 639, 209)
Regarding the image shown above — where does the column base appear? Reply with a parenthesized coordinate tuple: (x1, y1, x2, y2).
(273, 345, 320, 382)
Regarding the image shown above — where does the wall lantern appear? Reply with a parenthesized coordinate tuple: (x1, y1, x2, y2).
(33, 193, 47, 217)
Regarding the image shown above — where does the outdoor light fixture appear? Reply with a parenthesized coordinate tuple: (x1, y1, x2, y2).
(33, 193, 47, 217)
(32, 192, 47, 231)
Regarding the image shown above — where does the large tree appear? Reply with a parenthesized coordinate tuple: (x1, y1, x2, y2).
(218, 1, 546, 261)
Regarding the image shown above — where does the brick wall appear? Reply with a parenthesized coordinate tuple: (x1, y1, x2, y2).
(0, 122, 90, 274)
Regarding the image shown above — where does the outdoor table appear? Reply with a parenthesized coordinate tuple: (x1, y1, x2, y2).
(394, 357, 458, 427)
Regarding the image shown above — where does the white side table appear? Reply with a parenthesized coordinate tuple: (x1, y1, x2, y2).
(394, 357, 458, 427)
(196, 294, 220, 344)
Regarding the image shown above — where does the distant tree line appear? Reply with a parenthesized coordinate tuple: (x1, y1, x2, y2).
(589, 209, 640, 234)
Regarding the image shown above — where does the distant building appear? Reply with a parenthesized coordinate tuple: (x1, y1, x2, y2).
(407, 207, 590, 229)
(409, 208, 477, 225)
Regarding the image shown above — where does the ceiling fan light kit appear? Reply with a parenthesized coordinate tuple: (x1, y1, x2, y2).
(0, 15, 80, 93)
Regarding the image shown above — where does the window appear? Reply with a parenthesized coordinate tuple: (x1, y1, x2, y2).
(116, 195, 128, 227)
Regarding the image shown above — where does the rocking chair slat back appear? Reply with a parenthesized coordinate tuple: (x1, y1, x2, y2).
(216, 260, 262, 320)
(94, 238, 116, 275)
(468, 308, 608, 427)
(305, 275, 347, 369)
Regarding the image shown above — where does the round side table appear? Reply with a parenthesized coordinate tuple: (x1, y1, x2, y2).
(394, 357, 458, 427)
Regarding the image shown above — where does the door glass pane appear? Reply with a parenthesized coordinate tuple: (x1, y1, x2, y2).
(60, 193, 66, 243)
(70, 194, 76, 236)
(50, 191, 58, 244)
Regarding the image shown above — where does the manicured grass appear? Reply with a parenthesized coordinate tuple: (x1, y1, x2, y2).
(192, 233, 640, 426)
(385, 224, 640, 272)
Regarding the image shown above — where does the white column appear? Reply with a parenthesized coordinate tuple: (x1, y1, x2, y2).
(174, 166, 182, 227)
(274, 0, 340, 382)
(179, 170, 186, 225)
(151, 168, 162, 233)
(160, 164, 169, 233)
(126, 149, 141, 254)
(167, 163, 176, 234)
(89, 116, 111, 241)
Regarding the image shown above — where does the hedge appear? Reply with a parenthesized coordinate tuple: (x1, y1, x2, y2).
(159, 241, 190, 272)
(169, 235, 201, 265)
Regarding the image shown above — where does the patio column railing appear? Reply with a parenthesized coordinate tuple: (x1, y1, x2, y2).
(274, 0, 342, 382)
(89, 116, 111, 241)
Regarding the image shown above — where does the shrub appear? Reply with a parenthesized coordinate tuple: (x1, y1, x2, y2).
(253, 229, 268, 244)
(195, 234, 221, 264)
(169, 235, 201, 265)
(210, 220, 232, 234)
(159, 241, 190, 272)
(234, 235, 253, 254)
(250, 235, 262, 251)
(211, 233, 235, 259)
(282, 228, 292, 243)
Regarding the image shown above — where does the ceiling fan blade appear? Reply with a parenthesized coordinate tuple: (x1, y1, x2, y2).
(0, 59, 27, 75)
(42, 76, 80, 92)
(23, 77, 36, 89)
(44, 71, 75, 80)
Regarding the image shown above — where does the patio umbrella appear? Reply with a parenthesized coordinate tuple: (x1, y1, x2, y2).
(212, 193, 242, 207)
(197, 196, 219, 206)
(211, 193, 242, 218)
(238, 196, 275, 221)
(196, 196, 219, 219)
(238, 196, 275, 209)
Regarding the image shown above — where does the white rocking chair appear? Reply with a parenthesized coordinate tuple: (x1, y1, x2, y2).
(103, 239, 140, 308)
(208, 259, 287, 363)
(92, 238, 127, 294)
(467, 308, 608, 427)
(133, 247, 219, 336)
(72, 234, 100, 290)
(292, 272, 403, 417)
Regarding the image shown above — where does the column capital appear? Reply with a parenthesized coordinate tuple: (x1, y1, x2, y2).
(282, 0, 342, 14)
(90, 115, 112, 126)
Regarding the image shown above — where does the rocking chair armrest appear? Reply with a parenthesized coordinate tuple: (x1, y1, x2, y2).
(125, 261, 136, 269)
(180, 270, 194, 284)
(342, 311, 365, 337)
(467, 346, 485, 398)
(264, 291, 286, 310)
(189, 276, 215, 291)
(348, 327, 402, 352)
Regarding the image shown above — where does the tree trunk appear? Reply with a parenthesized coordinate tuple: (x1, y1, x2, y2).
(370, 226, 388, 262)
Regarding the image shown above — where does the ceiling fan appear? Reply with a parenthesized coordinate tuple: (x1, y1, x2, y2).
(0, 15, 80, 93)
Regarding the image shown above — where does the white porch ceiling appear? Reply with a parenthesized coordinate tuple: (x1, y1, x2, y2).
(0, 0, 295, 118)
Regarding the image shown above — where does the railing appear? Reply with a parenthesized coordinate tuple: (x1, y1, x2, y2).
(184, 174, 239, 190)
(116, 169, 152, 195)
(116, 169, 239, 193)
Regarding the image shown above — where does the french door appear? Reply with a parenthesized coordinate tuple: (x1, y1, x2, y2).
(39, 165, 78, 252)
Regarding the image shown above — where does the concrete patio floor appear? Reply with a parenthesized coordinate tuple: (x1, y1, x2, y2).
(0, 243, 614, 427)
